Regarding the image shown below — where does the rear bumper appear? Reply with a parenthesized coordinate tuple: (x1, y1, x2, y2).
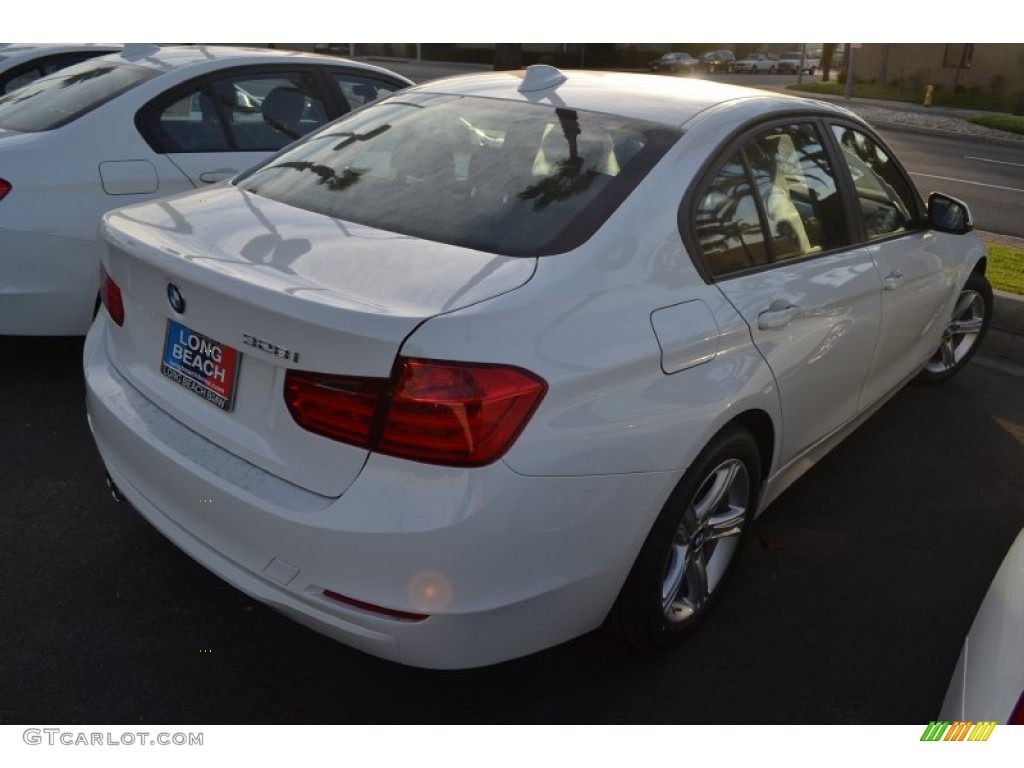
(84, 319, 679, 668)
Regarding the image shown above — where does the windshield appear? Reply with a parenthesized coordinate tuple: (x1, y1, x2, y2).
(237, 93, 680, 257)
(0, 58, 158, 131)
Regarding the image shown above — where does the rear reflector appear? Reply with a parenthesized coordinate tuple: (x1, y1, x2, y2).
(322, 589, 428, 622)
(99, 264, 124, 326)
(0, 178, 10, 201)
(284, 358, 546, 467)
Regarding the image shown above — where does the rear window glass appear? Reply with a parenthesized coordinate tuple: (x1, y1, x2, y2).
(0, 59, 158, 131)
(236, 93, 680, 256)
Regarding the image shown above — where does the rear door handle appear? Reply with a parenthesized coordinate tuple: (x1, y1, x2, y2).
(198, 169, 238, 184)
(757, 300, 801, 330)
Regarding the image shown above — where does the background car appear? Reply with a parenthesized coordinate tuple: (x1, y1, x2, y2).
(648, 52, 698, 74)
(87, 65, 990, 669)
(701, 49, 735, 73)
(0, 44, 411, 336)
(0, 43, 121, 95)
(940, 527, 1024, 725)
(732, 53, 778, 74)
(776, 52, 819, 76)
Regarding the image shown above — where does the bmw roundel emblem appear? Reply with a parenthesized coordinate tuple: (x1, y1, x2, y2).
(167, 283, 186, 314)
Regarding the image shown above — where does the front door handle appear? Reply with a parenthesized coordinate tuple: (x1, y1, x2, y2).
(757, 300, 801, 330)
(883, 270, 905, 291)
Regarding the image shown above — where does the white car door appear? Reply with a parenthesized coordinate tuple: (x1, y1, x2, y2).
(829, 124, 957, 405)
(692, 121, 883, 466)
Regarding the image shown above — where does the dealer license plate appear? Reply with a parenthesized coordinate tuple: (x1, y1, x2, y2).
(161, 320, 241, 411)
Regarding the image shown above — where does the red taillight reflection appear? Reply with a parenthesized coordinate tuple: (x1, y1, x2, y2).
(284, 358, 546, 467)
(99, 264, 124, 327)
(1010, 690, 1024, 725)
(322, 589, 428, 622)
(0, 178, 11, 202)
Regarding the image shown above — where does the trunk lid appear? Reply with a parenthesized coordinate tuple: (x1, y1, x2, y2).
(101, 186, 536, 497)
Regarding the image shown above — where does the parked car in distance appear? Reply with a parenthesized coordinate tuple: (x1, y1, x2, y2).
(0, 44, 411, 336)
(87, 65, 992, 669)
(732, 53, 778, 74)
(940, 527, 1024, 725)
(0, 43, 122, 95)
(702, 49, 736, 73)
(649, 52, 698, 74)
(777, 52, 820, 76)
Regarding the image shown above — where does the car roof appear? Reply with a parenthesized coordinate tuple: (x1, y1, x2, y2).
(412, 67, 848, 129)
(91, 44, 410, 82)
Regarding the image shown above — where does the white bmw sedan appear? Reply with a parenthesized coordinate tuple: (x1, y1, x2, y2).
(86, 66, 992, 669)
(0, 44, 411, 335)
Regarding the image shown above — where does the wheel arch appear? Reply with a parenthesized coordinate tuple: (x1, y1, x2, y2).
(728, 408, 775, 487)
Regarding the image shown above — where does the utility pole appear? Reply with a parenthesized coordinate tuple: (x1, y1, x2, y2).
(844, 44, 856, 100)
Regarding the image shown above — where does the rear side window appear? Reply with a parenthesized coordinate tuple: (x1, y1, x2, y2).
(0, 59, 157, 131)
(152, 71, 329, 153)
(694, 122, 850, 279)
(237, 93, 680, 256)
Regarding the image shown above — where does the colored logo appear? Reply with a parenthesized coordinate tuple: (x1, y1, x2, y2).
(920, 721, 996, 742)
(167, 283, 186, 314)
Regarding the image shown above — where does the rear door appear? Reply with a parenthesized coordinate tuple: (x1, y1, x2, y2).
(690, 120, 883, 466)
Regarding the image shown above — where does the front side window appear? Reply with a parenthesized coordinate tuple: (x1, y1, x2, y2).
(330, 73, 405, 110)
(694, 122, 849, 278)
(236, 93, 679, 256)
(0, 59, 157, 131)
(831, 125, 920, 240)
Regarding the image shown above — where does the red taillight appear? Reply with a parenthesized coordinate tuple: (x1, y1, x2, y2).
(1010, 690, 1024, 725)
(284, 358, 546, 467)
(0, 178, 11, 201)
(284, 371, 386, 448)
(377, 359, 547, 467)
(99, 264, 124, 326)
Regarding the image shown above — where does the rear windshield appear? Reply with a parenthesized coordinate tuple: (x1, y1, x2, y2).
(0, 58, 158, 131)
(236, 92, 680, 256)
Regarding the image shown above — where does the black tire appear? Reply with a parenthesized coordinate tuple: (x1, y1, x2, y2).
(608, 425, 761, 651)
(915, 271, 993, 384)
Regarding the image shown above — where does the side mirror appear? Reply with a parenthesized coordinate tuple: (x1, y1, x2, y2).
(928, 192, 973, 235)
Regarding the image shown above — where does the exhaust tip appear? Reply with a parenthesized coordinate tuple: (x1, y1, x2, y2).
(105, 473, 124, 503)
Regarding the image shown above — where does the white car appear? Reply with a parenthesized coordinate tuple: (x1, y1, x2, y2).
(732, 53, 778, 74)
(940, 528, 1024, 725)
(0, 44, 411, 335)
(86, 65, 992, 669)
(0, 43, 121, 95)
